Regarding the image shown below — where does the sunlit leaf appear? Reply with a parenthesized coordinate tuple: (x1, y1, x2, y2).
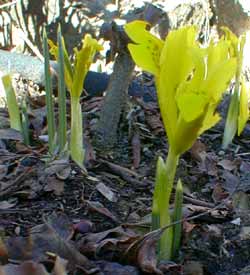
(1, 74, 22, 131)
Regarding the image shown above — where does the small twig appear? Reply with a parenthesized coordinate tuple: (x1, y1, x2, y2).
(0, 208, 31, 213)
(0, 0, 17, 9)
(16, 28, 44, 61)
(183, 195, 215, 208)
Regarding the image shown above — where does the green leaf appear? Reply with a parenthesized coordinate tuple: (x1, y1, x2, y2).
(222, 29, 246, 148)
(152, 156, 167, 232)
(20, 100, 30, 146)
(238, 80, 249, 135)
(43, 29, 56, 154)
(70, 96, 85, 168)
(1, 74, 22, 132)
(57, 25, 67, 153)
(48, 37, 73, 91)
(152, 156, 173, 260)
(172, 179, 183, 259)
(222, 88, 239, 149)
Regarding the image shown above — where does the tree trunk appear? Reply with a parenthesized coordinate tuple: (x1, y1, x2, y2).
(95, 52, 134, 149)
(213, 0, 250, 35)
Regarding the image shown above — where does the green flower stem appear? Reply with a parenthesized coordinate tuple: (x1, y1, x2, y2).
(165, 147, 179, 186)
(159, 147, 179, 260)
(70, 96, 84, 167)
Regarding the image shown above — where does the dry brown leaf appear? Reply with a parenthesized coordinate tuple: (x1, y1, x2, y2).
(5, 213, 94, 271)
(0, 129, 22, 141)
(218, 159, 237, 171)
(0, 261, 49, 275)
(77, 225, 139, 259)
(87, 200, 119, 223)
(96, 182, 117, 202)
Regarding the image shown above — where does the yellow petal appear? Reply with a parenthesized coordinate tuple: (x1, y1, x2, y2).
(221, 26, 239, 57)
(207, 39, 230, 73)
(160, 26, 198, 86)
(125, 21, 163, 75)
(202, 58, 237, 102)
(238, 80, 249, 135)
(125, 20, 163, 46)
(177, 92, 208, 122)
(128, 44, 160, 75)
(71, 34, 102, 98)
(199, 105, 221, 134)
(188, 47, 206, 87)
(173, 115, 205, 155)
(158, 26, 198, 147)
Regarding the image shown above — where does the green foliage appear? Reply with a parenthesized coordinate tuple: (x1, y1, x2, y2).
(222, 28, 249, 149)
(2, 74, 22, 131)
(57, 25, 67, 153)
(43, 29, 56, 154)
(172, 179, 183, 259)
(2, 74, 29, 145)
(20, 100, 30, 146)
(152, 156, 173, 260)
(125, 21, 237, 260)
(48, 29, 102, 168)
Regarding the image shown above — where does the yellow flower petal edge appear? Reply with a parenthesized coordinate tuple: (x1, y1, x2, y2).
(157, 26, 198, 147)
(72, 34, 103, 98)
(125, 22, 237, 155)
(125, 20, 164, 75)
